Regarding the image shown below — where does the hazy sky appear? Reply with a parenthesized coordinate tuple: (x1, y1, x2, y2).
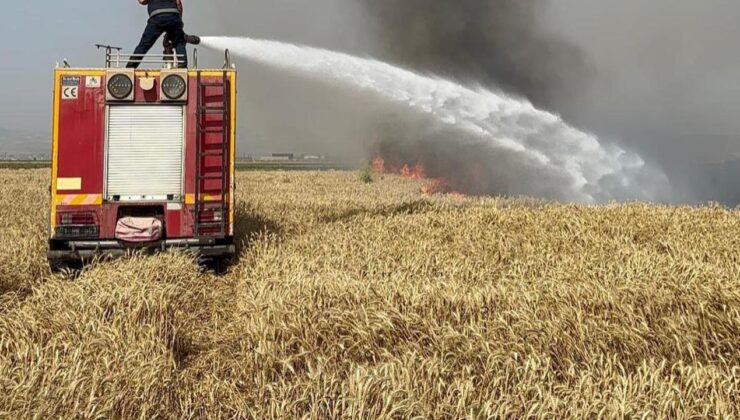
(0, 2, 144, 132)
(0, 0, 374, 155)
(546, 1, 740, 165)
(2, 0, 740, 170)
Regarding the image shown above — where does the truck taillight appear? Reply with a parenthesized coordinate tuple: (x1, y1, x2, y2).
(199, 210, 223, 222)
(59, 211, 97, 226)
(56, 211, 99, 239)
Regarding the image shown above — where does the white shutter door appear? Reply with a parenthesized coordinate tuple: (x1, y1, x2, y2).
(107, 106, 184, 201)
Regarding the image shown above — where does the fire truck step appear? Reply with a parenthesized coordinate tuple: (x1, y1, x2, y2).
(197, 223, 226, 229)
(200, 83, 226, 87)
(199, 174, 224, 179)
(197, 212, 225, 218)
(197, 212, 226, 218)
(201, 150, 225, 156)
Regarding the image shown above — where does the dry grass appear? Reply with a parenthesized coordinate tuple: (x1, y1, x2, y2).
(0, 168, 738, 419)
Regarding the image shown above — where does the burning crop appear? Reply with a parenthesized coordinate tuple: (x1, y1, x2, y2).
(0, 169, 738, 418)
(372, 155, 461, 196)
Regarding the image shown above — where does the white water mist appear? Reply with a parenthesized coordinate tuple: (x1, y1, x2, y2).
(201, 36, 671, 203)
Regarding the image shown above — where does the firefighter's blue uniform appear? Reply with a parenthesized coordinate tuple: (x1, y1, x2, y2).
(128, 0, 187, 68)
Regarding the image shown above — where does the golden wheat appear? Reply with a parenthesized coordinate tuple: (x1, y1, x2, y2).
(0, 168, 738, 418)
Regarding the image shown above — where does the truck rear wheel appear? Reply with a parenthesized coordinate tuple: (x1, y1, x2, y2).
(48, 258, 82, 274)
(48, 259, 68, 273)
(198, 255, 231, 274)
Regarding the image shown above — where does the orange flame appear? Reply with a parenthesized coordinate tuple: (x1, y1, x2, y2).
(421, 179, 451, 196)
(372, 156, 386, 174)
(371, 155, 464, 197)
(400, 163, 426, 179)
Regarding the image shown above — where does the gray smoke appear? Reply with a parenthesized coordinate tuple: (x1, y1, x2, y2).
(360, 0, 740, 205)
(359, 0, 591, 112)
(188, 1, 740, 205)
(545, 1, 740, 205)
(187, 0, 377, 158)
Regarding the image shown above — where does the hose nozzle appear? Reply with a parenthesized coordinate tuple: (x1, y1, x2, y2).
(163, 34, 201, 49)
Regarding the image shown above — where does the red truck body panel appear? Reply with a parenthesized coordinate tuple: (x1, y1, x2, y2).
(50, 69, 236, 248)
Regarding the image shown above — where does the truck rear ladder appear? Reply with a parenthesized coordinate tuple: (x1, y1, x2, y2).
(194, 71, 229, 239)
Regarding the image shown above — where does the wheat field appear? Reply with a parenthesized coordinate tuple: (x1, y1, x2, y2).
(0, 168, 738, 419)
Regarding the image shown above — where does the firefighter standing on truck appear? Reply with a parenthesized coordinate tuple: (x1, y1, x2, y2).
(128, 0, 189, 68)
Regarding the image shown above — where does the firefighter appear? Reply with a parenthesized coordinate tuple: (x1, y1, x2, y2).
(127, 0, 192, 68)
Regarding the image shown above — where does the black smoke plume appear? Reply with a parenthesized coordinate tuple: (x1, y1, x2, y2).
(190, 0, 740, 205)
(359, 0, 591, 111)
(359, 0, 740, 205)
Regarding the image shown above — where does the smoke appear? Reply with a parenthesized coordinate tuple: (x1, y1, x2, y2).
(543, 1, 740, 205)
(188, 1, 740, 205)
(358, 0, 740, 204)
(358, 0, 591, 111)
(202, 37, 671, 203)
(363, 0, 740, 205)
(186, 0, 378, 158)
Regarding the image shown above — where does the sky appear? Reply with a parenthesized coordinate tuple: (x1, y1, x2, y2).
(0, 0, 375, 156)
(1, 1, 739, 198)
(0, 2, 141, 132)
(4, 0, 740, 160)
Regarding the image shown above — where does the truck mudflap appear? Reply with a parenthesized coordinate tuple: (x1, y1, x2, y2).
(48, 239, 236, 264)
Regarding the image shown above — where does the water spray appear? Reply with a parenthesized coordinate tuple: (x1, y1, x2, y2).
(200, 36, 671, 203)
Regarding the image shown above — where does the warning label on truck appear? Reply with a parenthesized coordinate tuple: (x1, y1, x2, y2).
(61, 76, 80, 100)
(61, 86, 78, 100)
(86, 76, 101, 88)
(61, 76, 80, 86)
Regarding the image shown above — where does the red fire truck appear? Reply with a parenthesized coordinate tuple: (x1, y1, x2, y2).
(48, 48, 237, 269)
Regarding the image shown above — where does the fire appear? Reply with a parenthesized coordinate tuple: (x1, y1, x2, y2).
(421, 179, 453, 196)
(372, 156, 386, 174)
(371, 155, 462, 197)
(400, 163, 426, 179)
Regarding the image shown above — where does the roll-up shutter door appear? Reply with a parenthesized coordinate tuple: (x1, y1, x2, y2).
(106, 106, 184, 201)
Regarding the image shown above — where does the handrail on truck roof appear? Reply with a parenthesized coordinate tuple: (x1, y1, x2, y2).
(91, 44, 234, 70)
(96, 44, 187, 69)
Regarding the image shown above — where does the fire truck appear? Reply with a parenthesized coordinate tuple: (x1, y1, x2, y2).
(48, 47, 237, 269)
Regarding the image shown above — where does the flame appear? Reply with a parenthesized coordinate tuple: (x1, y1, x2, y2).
(421, 179, 452, 196)
(372, 156, 386, 174)
(400, 163, 426, 179)
(371, 155, 463, 196)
